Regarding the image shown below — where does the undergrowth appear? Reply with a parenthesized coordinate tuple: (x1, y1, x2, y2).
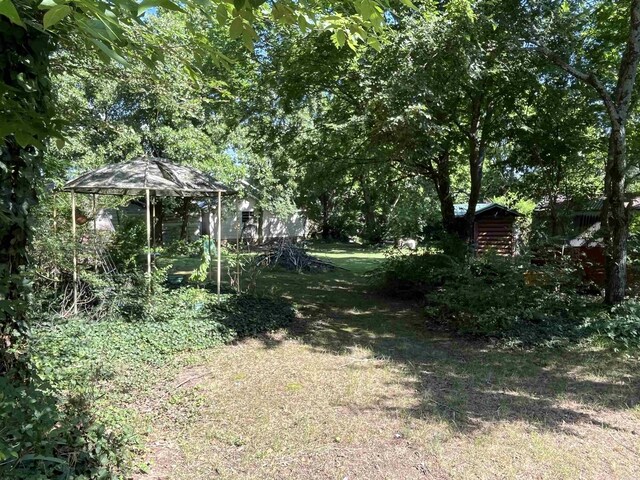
(2, 286, 295, 479)
(377, 250, 640, 349)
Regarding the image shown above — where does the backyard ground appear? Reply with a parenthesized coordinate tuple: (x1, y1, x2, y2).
(135, 243, 640, 479)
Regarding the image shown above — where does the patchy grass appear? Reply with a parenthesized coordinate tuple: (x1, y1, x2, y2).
(131, 243, 640, 479)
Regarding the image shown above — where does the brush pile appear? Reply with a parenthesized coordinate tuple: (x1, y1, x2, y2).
(255, 240, 337, 272)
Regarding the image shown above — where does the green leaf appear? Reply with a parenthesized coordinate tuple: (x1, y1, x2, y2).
(138, 0, 184, 16)
(233, 0, 245, 10)
(90, 38, 129, 66)
(15, 131, 33, 148)
(243, 31, 253, 50)
(399, 0, 417, 9)
(297, 14, 308, 32)
(216, 3, 227, 25)
(333, 29, 346, 47)
(229, 16, 243, 40)
(0, 0, 25, 27)
(367, 36, 381, 51)
(43, 4, 71, 30)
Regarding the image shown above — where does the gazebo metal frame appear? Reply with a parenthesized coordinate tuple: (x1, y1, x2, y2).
(62, 156, 235, 313)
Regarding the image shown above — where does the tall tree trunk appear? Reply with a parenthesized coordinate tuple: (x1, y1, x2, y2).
(415, 149, 457, 236)
(320, 192, 331, 240)
(603, 125, 629, 304)
(464, 139, 483, 243)
(432, 150, 456, 235)
(0, 141, 35, 374)
(1, 18, 53, 374)
(360, 174, 379, 244)
(538, 0, 640, 304)
(462, 94, 491, 244)
(257, 206, 264, 243)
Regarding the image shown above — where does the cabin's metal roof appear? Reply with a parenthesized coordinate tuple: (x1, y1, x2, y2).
(62, 156, 234, 197)
(453, 203, 521, 218)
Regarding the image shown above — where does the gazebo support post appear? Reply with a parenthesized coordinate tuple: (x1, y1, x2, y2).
(207, 200, 213, 282)
(152, 195, 156, 249)
(146, 189, 152, 291)
(236, 210, 240, 292)
(217, 191, 222, 296)
(92, 194, 98, 272)
(71, 191, 78, 315)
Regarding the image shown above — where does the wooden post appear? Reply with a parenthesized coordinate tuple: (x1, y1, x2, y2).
(236, 207, 240, 292)
(152, 195, 156, 248)
(208, 199, 213, 282)
(146, 189, 152, 290)
(53, 193, 57, 234)
(93, 194, 98, 272)
(71, 191, 78, 314)
(217, 191, 222, 296)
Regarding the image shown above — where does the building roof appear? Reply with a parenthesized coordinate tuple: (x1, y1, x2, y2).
(62, 156, 235, 197)
(453, 202, 521, 218)
(535, 196, 640, 213)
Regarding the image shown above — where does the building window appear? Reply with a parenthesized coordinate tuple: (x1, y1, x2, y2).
(242, 210, 255, 223)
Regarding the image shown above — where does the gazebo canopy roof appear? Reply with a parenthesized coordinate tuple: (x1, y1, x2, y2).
(62, 156, 234, 197)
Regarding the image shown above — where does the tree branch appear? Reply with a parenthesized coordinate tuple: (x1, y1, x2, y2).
(536, 44, 619, 126)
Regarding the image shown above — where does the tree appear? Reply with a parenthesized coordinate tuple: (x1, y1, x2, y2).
(532, 0, 640, 303)
(0, 0, 392, 372)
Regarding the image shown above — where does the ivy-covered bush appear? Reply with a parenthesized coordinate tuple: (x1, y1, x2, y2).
(376, 250, 639, 347)
(212, 294, 296, 337)
(31, 287, 295, 387)
(425, 254, 597, 346)
(0, 376, 126, 480)
(590, 300, 640, 350)
(375, 250, 461, 298)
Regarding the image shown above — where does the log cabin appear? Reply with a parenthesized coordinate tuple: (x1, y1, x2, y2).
(454, 203, 522, 256)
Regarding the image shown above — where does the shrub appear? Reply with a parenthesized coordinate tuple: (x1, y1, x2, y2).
(211, 294, 296, 337)
(25, 286, 296, 478)
(375, 249, 461, 299)
(0, 376, 126, 480)
(425, 254, 598, 345)
(590, 300, 640, 350)
(107, 217, 147, 272)
(163, 239, 202, 258)
(377, 249, 621, 347)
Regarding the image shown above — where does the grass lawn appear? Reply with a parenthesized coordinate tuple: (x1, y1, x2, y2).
(133, 242, 640, 479)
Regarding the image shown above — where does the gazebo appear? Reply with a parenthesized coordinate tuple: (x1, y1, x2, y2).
(62, 156, 235, 313)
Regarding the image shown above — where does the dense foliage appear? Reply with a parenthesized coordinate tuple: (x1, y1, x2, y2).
(378, 249, 640, 349)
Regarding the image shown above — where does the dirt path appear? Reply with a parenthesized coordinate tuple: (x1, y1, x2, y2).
(135, 247, 640, 479)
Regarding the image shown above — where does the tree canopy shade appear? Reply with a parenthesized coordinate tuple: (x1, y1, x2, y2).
(62, 156, 234, 196)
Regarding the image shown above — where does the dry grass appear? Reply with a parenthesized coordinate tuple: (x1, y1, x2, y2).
(131, 243, 640, 480)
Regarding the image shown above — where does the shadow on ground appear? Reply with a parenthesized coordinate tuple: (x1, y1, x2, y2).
(254, 245, 640, 435)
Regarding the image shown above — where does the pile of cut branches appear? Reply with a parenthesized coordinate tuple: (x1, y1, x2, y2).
(255, 240, 337, 272)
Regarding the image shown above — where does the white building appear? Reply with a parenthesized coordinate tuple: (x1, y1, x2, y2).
(97, 191, 310, 244)
(202, 195, 309, 243)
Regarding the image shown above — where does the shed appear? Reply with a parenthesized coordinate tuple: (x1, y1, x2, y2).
(533, 196, 640, 285)
(454, 203, 521, 256)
